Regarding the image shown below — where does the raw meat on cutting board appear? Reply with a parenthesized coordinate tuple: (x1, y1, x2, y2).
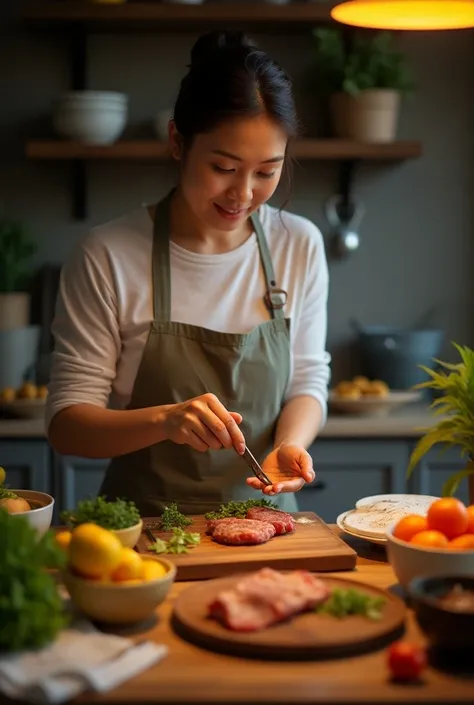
(211, 518, 276, 545)
(246, 506, 295, 535)
(209, 567, 329, 631)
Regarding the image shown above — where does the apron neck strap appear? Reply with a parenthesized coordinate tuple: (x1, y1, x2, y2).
(250, 210, 286, 321)
(152, 193, 286, 321)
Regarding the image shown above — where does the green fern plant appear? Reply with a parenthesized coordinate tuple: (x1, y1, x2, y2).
(407, 342, 474, 498)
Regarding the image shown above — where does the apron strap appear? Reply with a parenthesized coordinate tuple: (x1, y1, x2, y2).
(152, 193, 286, 322)
(152, 190, 175, 321)
(250, 210, 286, 321)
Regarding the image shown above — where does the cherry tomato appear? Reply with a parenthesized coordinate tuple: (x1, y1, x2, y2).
(387, 642, 427, 681)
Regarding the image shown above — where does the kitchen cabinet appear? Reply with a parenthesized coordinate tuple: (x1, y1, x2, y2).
(0, 440, 51, 494)
(408, 445, 469, 505)
(54, 455, 109, 512)
(297, 441, 412, 522)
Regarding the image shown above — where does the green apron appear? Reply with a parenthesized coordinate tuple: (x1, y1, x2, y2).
(100, 191, 298, 516)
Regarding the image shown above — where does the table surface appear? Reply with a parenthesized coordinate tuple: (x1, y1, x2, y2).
(69, 528, 473, 705)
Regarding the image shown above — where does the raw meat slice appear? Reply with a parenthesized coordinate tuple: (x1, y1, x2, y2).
(212, 518, 276, 546)
(206, 517, 245, 535)
(246, 506, 295, 535)
(209, 567, 329, 631)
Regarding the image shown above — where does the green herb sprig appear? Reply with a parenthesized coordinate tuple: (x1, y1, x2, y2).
(0, 511, 69, 652)
(317, 588, 386, 621)
(61, 496, 140, 530)
(204, 498, 277, 520)
(150, 527, 200, 555)
(159, 502, 192, 530)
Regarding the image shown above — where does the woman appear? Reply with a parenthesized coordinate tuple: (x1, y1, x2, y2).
(46, 30, 331, 516)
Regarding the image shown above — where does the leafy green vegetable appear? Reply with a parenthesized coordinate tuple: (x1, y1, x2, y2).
(149, 527, 201, 555)
(316, 588, 385, 621)
(0, 510, 69, 652)
(0, 485, 19, 500)
(204, 498, 277, 520)
(61, 496, 140, 530)
(159, 502, 192, 531)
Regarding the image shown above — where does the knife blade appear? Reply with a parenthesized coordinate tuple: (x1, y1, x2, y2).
(242, 446, 272, 486)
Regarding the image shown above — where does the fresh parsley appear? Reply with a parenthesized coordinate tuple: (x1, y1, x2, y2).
(0, 510, 69, 652)
(60, 496, 140, 530)
(149, 527, 201, 555)
(204, 498, 277, 520)
(316, 588, 386, 621)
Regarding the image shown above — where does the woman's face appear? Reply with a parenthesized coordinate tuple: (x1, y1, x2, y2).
(170, 113, 288, 232)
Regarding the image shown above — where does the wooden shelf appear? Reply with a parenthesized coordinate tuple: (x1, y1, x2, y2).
(25, 139, 422, 162)
(23, 1, 336, 30)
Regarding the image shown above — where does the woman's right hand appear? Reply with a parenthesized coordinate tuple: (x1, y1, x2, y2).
(158, 393, 246, 454)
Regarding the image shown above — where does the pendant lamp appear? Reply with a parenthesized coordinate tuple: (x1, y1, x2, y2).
(330, 1, 474, 30)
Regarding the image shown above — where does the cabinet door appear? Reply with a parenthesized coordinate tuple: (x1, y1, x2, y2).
(408, 446, 470, 505)
(0, 441, 50, 493)
(297, 441, 411, 523)
(55, 456, 110, 514)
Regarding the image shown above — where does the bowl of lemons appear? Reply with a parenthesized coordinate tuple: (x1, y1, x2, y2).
(0, 382, 48, 419)
(59, 523, 176, 624)
(329, 376, 421, 416)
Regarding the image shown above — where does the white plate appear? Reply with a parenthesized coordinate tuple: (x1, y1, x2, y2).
(339, 494, 439, 541)
(336, 511, 388, 545)
(328, 390, 421, 416)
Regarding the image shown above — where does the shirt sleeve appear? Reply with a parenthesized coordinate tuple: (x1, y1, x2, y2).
(285, 225, 331, 429)
(45, 237, 121, 432)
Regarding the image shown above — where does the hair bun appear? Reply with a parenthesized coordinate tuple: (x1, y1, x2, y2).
(190, 30, 256, 68)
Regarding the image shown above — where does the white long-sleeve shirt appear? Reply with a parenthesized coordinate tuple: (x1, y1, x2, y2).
(46, 203, 331, 432)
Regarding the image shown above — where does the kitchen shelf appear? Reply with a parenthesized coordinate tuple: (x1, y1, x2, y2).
(25, 139, 422, 162)
(23, 1, 336, 31)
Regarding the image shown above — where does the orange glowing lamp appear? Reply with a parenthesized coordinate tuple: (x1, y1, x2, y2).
(330, 1, 474, 30)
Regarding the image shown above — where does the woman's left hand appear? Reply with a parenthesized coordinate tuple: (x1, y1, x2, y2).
(246, 443, 315, 496)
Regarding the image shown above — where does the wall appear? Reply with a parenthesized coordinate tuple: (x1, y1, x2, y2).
(1, 1, 474, 380)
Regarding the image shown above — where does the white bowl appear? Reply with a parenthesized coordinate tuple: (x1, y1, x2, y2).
(62, 557, 177, 624)
(5, 398, 46, 419)
(5, 490, 54, 538)
(386, 525, 474, 589)
(328, 390, 422, 416)
(112, 519, 143, 549)
(58, 91, 128, 105)
(53, 104, 127, 144)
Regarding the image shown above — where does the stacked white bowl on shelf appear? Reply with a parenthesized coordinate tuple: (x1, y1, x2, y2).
(53, 91, 128, 145)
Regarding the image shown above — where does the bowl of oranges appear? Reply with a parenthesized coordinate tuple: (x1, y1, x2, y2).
(57, 523, 176, 624)
(386, 497, 474, 588)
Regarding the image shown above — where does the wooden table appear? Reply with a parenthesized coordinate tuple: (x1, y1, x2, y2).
(65, 528, 471, 705)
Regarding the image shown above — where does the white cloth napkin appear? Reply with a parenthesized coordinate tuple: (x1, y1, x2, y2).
(0, 618, 168, 704)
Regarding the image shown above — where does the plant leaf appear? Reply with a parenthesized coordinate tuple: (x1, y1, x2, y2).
(442, 463, 474, 497)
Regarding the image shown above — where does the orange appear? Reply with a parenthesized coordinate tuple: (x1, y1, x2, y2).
(68, 523, 123, 579)
(426, 498, 468, 539)
(55, 530, 72, 551)
(466, 505, 474, 534)
(410, 530, 449, 548)
(393, 515, 428, 543)
(110, 548, 144, 582)
(449, 533, 474, 550)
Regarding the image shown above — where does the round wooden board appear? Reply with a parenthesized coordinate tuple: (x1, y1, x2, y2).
(172, 574, 406, 661)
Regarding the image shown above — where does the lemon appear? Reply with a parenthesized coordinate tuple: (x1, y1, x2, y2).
(55, 530, 72, 551)
(110, 548, 144, 582)
(0, 466, 5, 487)
(68, 523, 123, 579)
(142, 559, 167, 581)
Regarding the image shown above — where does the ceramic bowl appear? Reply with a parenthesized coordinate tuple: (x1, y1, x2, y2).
(62, 556, 176, 624)
(5, 490, 54, 538)
(386, 525, 474, 589)
(112, 519, 143, 548)
(408, 575, 474, 649)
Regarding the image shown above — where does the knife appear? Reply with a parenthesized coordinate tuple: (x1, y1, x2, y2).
(242, 446, 272, 486)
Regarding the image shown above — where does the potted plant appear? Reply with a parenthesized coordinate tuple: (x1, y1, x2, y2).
(0, 208, 37, 330)
(407, 343, 474, 505)
(313, 28, 414, 142)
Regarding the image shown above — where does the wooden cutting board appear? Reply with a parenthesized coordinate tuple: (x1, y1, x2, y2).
(171, 574, 406, 660)
(136, 512, 357, 580)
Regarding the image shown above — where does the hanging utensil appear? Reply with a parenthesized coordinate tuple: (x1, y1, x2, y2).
(325, 194, 365, 258)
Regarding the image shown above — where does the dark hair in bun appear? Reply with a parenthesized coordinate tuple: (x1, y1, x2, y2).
(173, 30, 299, 146)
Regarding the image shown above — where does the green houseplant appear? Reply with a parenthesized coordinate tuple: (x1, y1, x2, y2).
(407, 343, 474, 504)
(0, 208, 37, 330)
(313, 28, 414, 142)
